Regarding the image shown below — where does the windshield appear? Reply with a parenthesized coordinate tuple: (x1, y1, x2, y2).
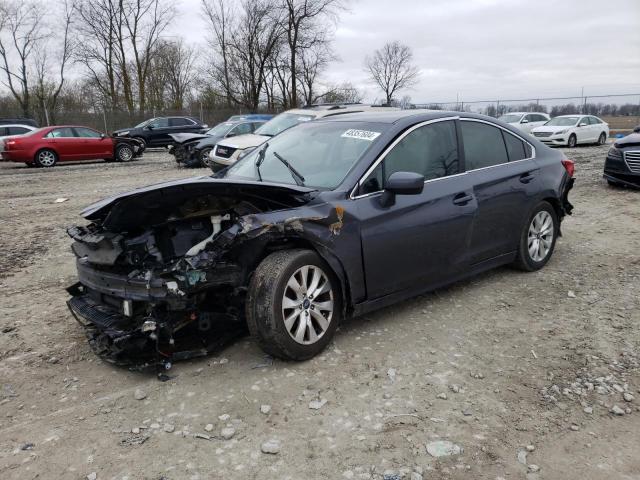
(545, 116, 580, 127)
(206, 122, 234, 136)
(223, 121, 384, 189)
(134, 118, 154, 128)
(499, 114, 523, 123)
(254, 113, 315, 137)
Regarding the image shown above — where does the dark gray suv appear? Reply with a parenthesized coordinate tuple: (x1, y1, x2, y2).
(67, 110, 574, 369)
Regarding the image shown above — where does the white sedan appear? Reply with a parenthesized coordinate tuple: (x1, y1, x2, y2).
(498, 112, 550, 133)
(531, 115, 609, 147)
(0, 124, 37, 159)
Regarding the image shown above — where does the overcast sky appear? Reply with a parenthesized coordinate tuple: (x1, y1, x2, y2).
(172, 0, 640, 104)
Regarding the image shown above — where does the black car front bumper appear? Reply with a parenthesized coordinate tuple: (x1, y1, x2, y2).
(604, 155, 640, 188)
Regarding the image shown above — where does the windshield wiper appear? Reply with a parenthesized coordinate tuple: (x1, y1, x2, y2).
(273, 151, 306, 186)
(254, 142, 269, 181)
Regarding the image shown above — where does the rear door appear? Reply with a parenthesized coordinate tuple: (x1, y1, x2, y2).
(461, 119, 539, 264)
(575, 116, 591, 143)
(354, 119, 477, 299)
(74, 127, 112, 159)
(44, 127, 81, 160)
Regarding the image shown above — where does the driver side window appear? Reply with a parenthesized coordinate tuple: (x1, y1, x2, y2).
(360, 120, 459, 195)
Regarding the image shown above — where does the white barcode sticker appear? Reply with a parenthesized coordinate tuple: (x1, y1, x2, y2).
(341, 129, 381, 141)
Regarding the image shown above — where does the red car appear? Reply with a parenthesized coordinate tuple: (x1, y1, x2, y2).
(1, 126, 143, 167)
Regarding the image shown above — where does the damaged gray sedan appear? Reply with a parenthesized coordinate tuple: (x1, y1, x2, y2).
(67, 110, 574, 370)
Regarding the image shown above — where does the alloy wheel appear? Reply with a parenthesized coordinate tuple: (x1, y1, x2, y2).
(38, 151, 56, 167)
(119, 147, 133, 161)
(282, 265, 334, 345)
(200, 148, 212, 167)
(527, 211, 554, 262)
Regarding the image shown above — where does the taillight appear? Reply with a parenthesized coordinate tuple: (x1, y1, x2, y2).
(561, 159, 575, 178)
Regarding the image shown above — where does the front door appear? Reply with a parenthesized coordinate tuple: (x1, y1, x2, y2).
(354, 120, 477, 299)
(73, 127, 111, 158)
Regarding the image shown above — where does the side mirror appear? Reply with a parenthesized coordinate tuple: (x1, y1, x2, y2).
(521, 119, 529, 124)
(579, 122, 587, 127)
(633, 125, 640, 133)
(100, 133, 106, 139)
(380, 171, 424, 207)
(145, 125, 154, 130)
(226, 132, 236, 137)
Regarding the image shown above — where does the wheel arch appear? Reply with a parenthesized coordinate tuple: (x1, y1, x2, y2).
(247, 235, 352, 318)
(34, 147, 59, 164)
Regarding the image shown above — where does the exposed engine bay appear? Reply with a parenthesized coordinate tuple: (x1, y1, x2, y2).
(66, 177, 345, 376)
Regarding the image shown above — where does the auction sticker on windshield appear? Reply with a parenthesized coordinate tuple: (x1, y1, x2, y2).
(341, 129, 381, 141)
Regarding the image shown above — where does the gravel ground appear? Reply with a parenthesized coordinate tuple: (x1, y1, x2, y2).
(0, 144, 638, 480)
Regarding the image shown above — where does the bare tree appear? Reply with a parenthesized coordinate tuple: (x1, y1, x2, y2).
(298, 36, 334, 105)
(316, 81, 363, 104)
(147, 39, 196, 110)
(33, 0, 74, 124)
(203, 0, 283, 110)
(280, 0, 344, 107)
(121, 0, 173, 114)
(0, 1, 45, 117)
(365, 41, 420, 105)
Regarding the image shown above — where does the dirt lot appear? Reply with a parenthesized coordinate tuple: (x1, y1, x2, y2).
(0, 145, 638, 480)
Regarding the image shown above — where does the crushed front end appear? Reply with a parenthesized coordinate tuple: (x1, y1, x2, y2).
(66, 178, 316, 372)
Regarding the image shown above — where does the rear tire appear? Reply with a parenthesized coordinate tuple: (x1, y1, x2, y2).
(567, 134, 577, 148)
(34, 149, 57, 167)
(512, 201, 558, 272)
(246, 249, 342, 361)
(597, 132, 606, 145)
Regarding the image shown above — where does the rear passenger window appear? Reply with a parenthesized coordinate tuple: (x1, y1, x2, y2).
(170, 118, 192, 127)
(360, 120, 459, 194)
(8, 127, 29, 135)
(461, 121, 508, 170)
(503, 132, 527, 161)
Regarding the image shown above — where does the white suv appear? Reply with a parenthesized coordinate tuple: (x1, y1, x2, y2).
(498, 112, 550, 133)
(209, 105, 398, 171)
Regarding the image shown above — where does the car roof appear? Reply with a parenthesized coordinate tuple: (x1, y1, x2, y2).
(0, 124, 35, 128)
(317, 109, 462, 124)
(505, 111, 548, 115)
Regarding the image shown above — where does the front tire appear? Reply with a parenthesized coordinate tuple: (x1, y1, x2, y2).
(132, 137, 146, 152)
(513, 201, 559, 271)
(567, 134, 577, 148)
(246, 249, 342, 361)
(199, 148, 213, 167)
(34, 149, 58, 167)
(116, 144, 134, 162)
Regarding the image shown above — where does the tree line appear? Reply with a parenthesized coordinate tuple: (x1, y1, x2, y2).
(0, 0, 427, 128)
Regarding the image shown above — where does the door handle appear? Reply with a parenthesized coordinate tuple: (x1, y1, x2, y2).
(452, 193, 473, 205)
(519, 172, 535, 184)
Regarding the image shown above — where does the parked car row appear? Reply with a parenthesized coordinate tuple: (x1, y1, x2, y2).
(499, 112, 610, 147)
(66, 109, 576, 366)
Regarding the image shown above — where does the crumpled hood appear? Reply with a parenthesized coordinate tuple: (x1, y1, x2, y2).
(169, 133, 211, 144)
(81, 176, 315, 230)
(216, 133, 270, 151)
(614, 132, 640, 148)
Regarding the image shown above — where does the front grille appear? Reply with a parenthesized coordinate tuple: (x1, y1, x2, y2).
(533, 132, 552, 138)
(624, 151, 640, 173)
(215, 145, 237, 159)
